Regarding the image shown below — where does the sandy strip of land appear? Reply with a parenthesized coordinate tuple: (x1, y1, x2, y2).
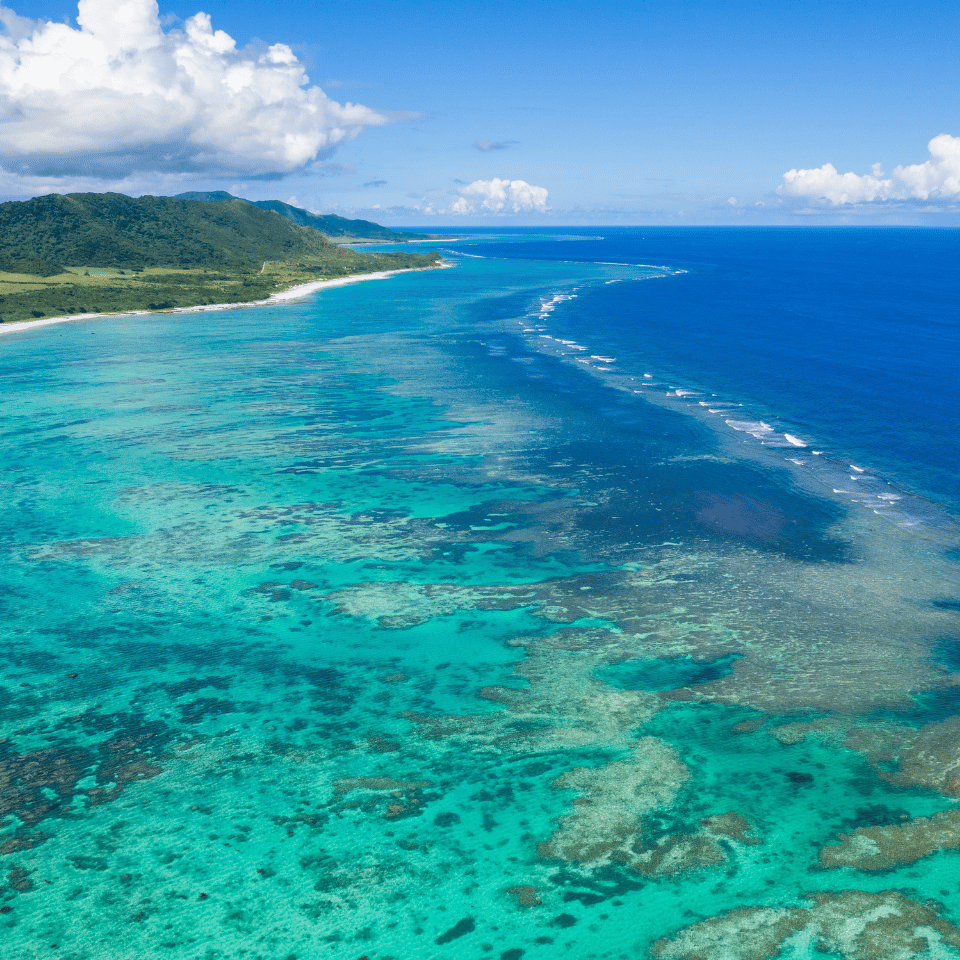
(266, 266, 434, 302)
(0, 263, 450, 337)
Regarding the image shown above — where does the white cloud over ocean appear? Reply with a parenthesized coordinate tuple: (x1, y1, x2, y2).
(452, 178, 549, 214)
(780, 134, 960, 205)
(0, 0, 398, 182)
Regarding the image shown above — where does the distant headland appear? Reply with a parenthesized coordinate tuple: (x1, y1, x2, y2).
(173, 191, 443, 244)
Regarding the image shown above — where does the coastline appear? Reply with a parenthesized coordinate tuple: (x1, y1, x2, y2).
(0, 263, 449, 337)
(348, 236, 463, 245)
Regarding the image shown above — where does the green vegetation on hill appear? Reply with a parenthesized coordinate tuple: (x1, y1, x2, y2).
(0, 192, 441, 324)
(0, 257, 64, 277)
(175, 191, 437, 242)
(251, 199, 436, 242)
(1, 192, 343, 271)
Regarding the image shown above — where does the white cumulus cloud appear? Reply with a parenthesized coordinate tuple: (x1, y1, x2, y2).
(0, 4, 33, 40)
(779, 135, 960, 205)
(454, 177, 549, 214)
(0, 0, 398, 180)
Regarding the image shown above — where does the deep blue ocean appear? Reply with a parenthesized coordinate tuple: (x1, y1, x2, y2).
(2, 228, 959, 959)
(458, 227, 960, 512)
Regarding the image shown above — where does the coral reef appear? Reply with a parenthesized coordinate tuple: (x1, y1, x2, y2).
(652, 890, 960, 960)
(820, 808, 960, 871)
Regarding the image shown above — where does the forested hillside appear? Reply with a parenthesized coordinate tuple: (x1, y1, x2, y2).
(0, 193, 440, 324)
(174, 191, 435, 242)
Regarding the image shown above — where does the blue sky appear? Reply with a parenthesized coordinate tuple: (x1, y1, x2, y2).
(1, 0, 959, 223)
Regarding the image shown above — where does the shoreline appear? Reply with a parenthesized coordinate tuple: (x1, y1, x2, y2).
(348, 236, 464, 245)
(0, 263, 449, 337)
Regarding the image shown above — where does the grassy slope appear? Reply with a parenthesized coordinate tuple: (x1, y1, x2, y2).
(0, 193, 440, 324)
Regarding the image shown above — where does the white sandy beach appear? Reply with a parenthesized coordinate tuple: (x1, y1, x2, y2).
(0, 263, 450, 337)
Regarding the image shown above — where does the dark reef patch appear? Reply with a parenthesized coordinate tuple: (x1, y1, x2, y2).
(161, 675, 232, 696)
(598, 654, 739, 693)
(435, 916, 476, 944)
(178, 697, 245, 725)
(839, 804, 912, 831)
(0, 709, 174, 850)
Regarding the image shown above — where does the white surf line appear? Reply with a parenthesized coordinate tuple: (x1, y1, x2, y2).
(525, 325, 934, 535)
(0, 263, 449, 337)
(525, 317, 937, 535)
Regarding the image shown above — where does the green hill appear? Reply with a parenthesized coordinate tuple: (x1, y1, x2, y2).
(174, 192, 435, 242)
(0, 192, 440, 324)
(0, 193, 349, 271)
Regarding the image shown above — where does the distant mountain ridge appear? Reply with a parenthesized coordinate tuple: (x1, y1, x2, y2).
(174, 192, 433, 242)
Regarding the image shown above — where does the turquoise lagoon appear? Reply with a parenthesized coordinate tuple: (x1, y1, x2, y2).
(2, 230, 960, 959)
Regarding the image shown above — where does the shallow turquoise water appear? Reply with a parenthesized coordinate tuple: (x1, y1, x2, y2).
(2, 237, 960, 959)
